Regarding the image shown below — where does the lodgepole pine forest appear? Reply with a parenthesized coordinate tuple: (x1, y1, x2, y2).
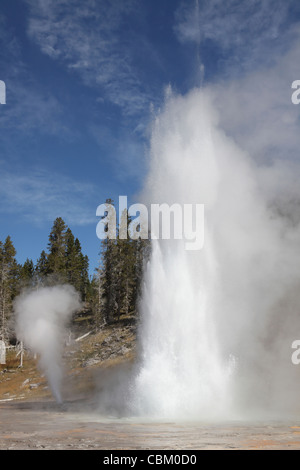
(0, 200, 150, 343)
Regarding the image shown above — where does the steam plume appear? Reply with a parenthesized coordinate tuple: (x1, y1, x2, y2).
(15, 285, 81, 404)
(130, 88, 300, 420)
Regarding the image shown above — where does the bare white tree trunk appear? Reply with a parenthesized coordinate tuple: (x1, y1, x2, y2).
(0, 340, 6, 365)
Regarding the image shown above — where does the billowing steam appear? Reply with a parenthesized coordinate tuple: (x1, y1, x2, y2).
(129, 88, 300, 420)
(14, 285, 81, 404)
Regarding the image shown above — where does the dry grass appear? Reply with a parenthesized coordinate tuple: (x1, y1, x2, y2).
(0, 349, 50, 401)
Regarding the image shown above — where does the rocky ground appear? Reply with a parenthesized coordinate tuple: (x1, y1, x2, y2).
(1, 318, 300, 450)
(1, 399, 300, 450)
(0, 317, 137, 404)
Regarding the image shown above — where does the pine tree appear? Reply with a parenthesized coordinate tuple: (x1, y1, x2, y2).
(132, 236, 151, 311)
(86, 272, 102, 328)
(97, 202, 151, 324)
(0, 236, 18, 340)
(65, 228, 78, 285)
(36, 250, 49, 278)
(19, 258, 35, 288)
(47, 217, 68, 280)
(65, 229, 89, 300)
(79, 252, 89, 301)
(115, 210, 136, 319)
(98, 199, 119, 324)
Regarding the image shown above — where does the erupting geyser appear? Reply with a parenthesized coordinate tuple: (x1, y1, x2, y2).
(130, 88, 300, 420)
(15, 285, 81, 404)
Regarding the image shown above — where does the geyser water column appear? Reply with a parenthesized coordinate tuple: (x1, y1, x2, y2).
(133, 238, 235, 420)
(132, 87, 300, 420)
(133, 89, 235, 419)
(15, 285, 81, 404)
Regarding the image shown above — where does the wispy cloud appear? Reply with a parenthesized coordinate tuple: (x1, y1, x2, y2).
(172, 0, 300, 223)
(25, 0, 156, 117)
(202, 21, 300, 226)
(173, 0, 300, 166)
(0, 165, 98, 227)
(174, 0, 297, 75)
(0, 82, 63, 135)
(0, 13, 64, 136)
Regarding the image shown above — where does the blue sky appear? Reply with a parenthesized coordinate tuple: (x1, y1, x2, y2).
(1, 0, 300, 275)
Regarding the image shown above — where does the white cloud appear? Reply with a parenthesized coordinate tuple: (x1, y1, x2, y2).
(0, 13, 65, 136)
(174, 0, 297, 74)
(0, 82, 63, 135)
(0, 166, 98, 226)
(25, 0, 155, 117)
(176, 0, 289, 44)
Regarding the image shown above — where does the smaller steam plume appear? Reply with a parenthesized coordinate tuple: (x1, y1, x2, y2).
(14, 285, 81, 404)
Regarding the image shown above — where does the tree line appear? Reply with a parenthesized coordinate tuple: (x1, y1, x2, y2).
(96, 199, 150, 325)
(0, 204, 150, 343)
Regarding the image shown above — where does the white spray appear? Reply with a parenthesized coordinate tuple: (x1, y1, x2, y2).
(15, 285, 81, 404)
(131, 88, 300, 420)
